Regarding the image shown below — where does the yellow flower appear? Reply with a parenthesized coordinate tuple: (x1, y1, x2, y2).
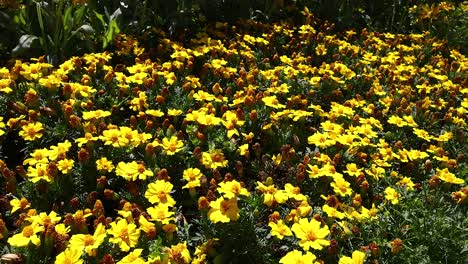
(167, 242, 191, 263)
(27, 211, 61, 226)
(54, 247, 83, 264)
(322, 204, 345, 219)
(57, 158, 74, 174)
(27, 163, 53, 183)
(268, 220, 292, 240)
(167, 108, 183, 116)
(19, 122, 44, 141)
(256, 181, 288, 206)
(82, 110, 111, 120)
(436, 168, 465, 184)
(217, 180, 250, 199)
(201, 149, 228, 169)
(138, 215, 156, 235)
(129, 91, 148, 111)
(116, 161, 154, 181)
(8, 223, 44, 247)
(10, 197, 30, 213)
(182, 168, 203, 189)
(291, 218, 330, 251)
(384, 187, 400, 204)
(284, 183, 306, 201)
(161, 136, 184, 155)
(107, 219, 140, 252)
(279, 250, 317, 264)
(208, 197, 240, 223)
(75, 133, 98, 147)
(331, 177, 353, 197)
(117, 248, 146, 264)
(147, 204, 175, 224)
(338, 250, 366, 264)
(145, 180, 176, 206)
(69, 223, 106, 256)
(262, 95, 286, 109)
(96, 157, 115, 172)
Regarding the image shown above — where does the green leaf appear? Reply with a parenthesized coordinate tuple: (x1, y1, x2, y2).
(12, 34, 39, 56)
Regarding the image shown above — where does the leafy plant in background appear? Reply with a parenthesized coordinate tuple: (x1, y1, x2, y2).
(9, 0, 95, 65)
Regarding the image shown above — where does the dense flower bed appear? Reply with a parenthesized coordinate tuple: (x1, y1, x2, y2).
(0, 17, 466, 263)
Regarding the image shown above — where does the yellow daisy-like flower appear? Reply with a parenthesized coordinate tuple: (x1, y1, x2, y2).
(147, 204, 175, 224)
(262, 95, 286, 109)
(116, 161, 154, 181)
(161, 136, 184, 155)
(107, 219, 140, 252)
(117, 248, 146, 264)
(268, 220, 293, 240)
(279, 250, 317, 264)
(436, 168, 465, 184)
(96, 157, 115, 172)
(10, 197, 30, 213)
(19, 122, 44, 141)
(54, 247, 84, 264)
(338, 250, 366, 264)
(384, 187, 400, 205)
(57, 158, 74, 174)
(182, 168, 203, 189)
(145, 180, 176, 206)
(167, 242, 192, 263)
(291, 218, 330, 251)
(201, 149, 228, 170)
(217, 180, 250, 199)
(208, 197, 240, 223)
(8, 223, 44, 247)
(68, 223, 106, 256)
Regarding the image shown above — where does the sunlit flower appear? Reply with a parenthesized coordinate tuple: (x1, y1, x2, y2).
(107, 219, 140, 252)
(8, 223, 43, 247)
(268, 220, 292, 239)
(167, 242, 191, 263)
(201, 149, 228, 169)
(384, 187, 400, 205)
(279, 250, 317, 264)
(145, 180, 176, 206)
(338, 250, 366, 264)
(54, 247, 83, 264)
(69, 223, 106, 256)
(217, 180, 250, 199)
(291, 218, 330, 250)
(161, 136, 184, 155)
(208, 197, 240, 223)
(19, 122, 44, 141)
(117, 248, 146, 264)
(10, 197, 30, 213)
(116, 161, 154, 181)
(182, 168, 203, 189)
(96, 157, 115, 172)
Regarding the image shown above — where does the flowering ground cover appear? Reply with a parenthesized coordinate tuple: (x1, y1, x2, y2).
(0, 13, 467, 264)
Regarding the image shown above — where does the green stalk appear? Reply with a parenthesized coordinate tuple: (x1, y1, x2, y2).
(35, 2, 48, 53)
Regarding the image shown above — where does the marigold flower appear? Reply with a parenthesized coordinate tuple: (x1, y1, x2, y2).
(161, 136, 184, 155)
(10, 197, 30, 213)
(279, 249, 317, 264)
(182, 168, 203, 189)
(54, 247, 84, 264)
(291, 218, 330, 250)
(116, 161, 154, 181)
(384, 187, 400, 205)
(117, 248, 146, 264)
(208, 197, 240, 223)
(69, 223, 106, 256)
(201, 149, 228, 169)
(19, 122, 44, 141)
(268, 220, 292, 240)
(145, 180, 176, 206)
(147, 204, 175, 224)
(96, 157, 114, 172)
(107, 219, 140, 252)
(167, 242, 191, 263)
(338, 250, 366, 264)
(217, 180, 250, 199)
(7, 223, 43, 247)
